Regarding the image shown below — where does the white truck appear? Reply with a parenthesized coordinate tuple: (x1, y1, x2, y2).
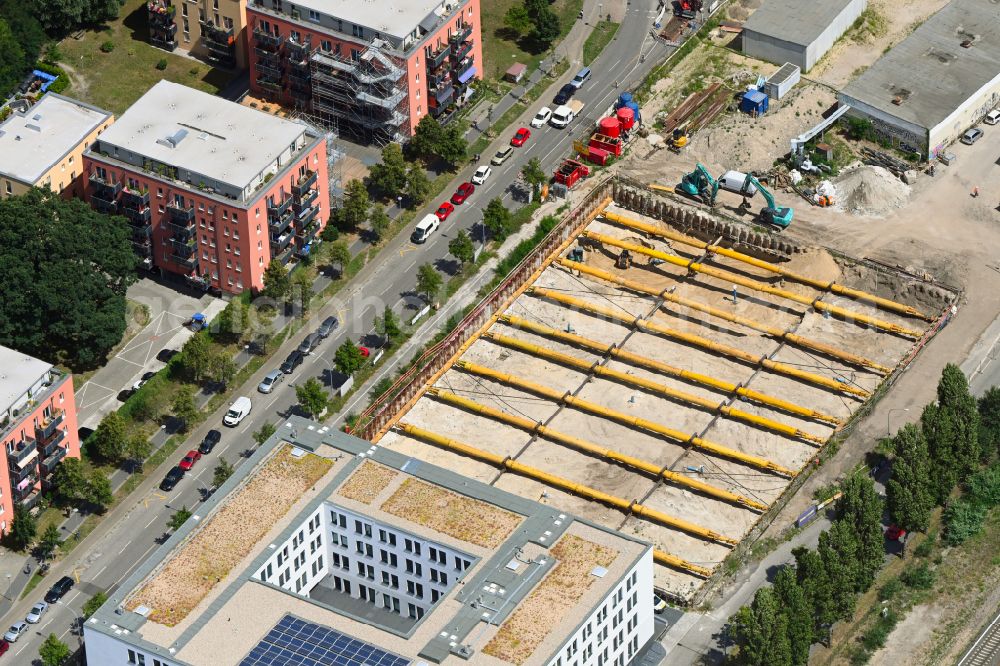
(550, 99, 585, 128)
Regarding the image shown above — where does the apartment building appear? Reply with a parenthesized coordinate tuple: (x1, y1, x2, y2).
(246, 0, 483, 144)
(147, 0, 248, 70)
(84, 417, 655, 666)
(0, 93, 113, 200)
(0, 346, 80, 529)
(82, 81, 328, 294)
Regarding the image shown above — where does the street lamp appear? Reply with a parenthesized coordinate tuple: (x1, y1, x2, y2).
(887, 407, 909, 438)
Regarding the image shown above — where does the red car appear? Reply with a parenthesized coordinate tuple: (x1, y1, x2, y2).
(885, 524, 907, 542)
(435, 202, 455, 221)
(511, 127, 531, 147)
(178, 450, 202, 471)
(450, 182, 475, 205)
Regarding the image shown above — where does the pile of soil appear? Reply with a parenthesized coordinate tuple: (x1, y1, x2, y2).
(834, 165, 911, 217)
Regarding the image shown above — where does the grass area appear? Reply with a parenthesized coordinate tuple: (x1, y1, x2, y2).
(20, 572, 44, 600)
(480, 0, 584, 80)
(56, 0, 235, 114)
(846, 7, 889, 44)
(582, 20, 620, 66)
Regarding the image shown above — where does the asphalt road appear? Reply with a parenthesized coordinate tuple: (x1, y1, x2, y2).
(0, 4, 671, 659)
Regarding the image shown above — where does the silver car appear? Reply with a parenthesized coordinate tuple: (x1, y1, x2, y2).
(4, 621, 27, 642)
(25, 601, 48, 624)
(257, 370, 283, 394)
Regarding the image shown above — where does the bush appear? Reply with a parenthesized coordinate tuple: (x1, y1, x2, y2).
(966, 463, 1000, 507)
(913, 532, 935, 558)
(877, 577, 902, 601)
(861, 609, 897, 651)
(944, 498, 987, 545)
(100, 41, 115, 53)
(900, 563, 936, 590)
(156, 58, 168, 70)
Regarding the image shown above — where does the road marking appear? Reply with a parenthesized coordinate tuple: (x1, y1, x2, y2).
(63, 591, 79, 605)
(240, 420, 254, 433)
(144, 516, 157, 529)
(118, 541, 131, 555)
(94, 565, 107, 579)
(72, 567, 84, 584)
(398, 244, 417, 257)
(114, 542, 157, 587)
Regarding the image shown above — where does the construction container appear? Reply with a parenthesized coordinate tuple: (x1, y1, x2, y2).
(740, 90, 769, 116)
(617, 107, 635, 131)
(587, 146, 610, 165)
(764, 63, 800, 100)
(625, 101, 641, 125)
(600, 116, 622, 138)
(590, 134, 623, 156)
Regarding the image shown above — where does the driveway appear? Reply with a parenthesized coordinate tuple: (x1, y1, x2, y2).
(74, 278, 226, 430)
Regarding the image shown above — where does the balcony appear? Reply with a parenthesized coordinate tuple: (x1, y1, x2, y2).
(151, 34, 178, 51)
(431, 83, 455, 105)
(90, 172, 121, 197)
(427, 69, 451, 89)
(450, 24, 473, 44)
(451, 40, 473, 63)
(170, 252, 199, 270)
(256, 76, 284, 93)
(170, 235, 197, 256)
(286, 40, 312, 67)
(7, 437, 36, 467)
(453, 59, 475, 84)
(271, 231, 293, 251)
(18, 488, 40, 510)
(201, 20, 234, 45)
(131, 224, 152, 243)
(253, 29, 284, 52)
(167, 202, 194, 222)
(427, 45, 449, 69)
(292, 170, 317, 196)
(14, 483, 39, 505)
(296, 205, 318, 229)
(166, 218, 195, 238)
(295, 188, 318, 211)
(41, 431, 66, 459)
(92, 194, 118, 214)
(41, 446, 67, 475)
(206, 50, 237, 68)
(121, 187, 150, 207)
(256, 58, 284, 77)
(35, 410, 64, 442)
(296, 218, 319, 241)
(269, 195, 294, 218)
(269, 209, 293, 235)
(124, 206, 152, 224)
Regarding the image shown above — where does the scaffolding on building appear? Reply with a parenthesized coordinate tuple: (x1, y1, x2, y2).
(310, 40, 409, 146)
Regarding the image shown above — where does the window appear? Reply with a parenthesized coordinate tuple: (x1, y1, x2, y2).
(406, 580, 423, 597)
(291, 30, 300, 42)
(321, 39, 331, 51)
(309, 9, 320, 21)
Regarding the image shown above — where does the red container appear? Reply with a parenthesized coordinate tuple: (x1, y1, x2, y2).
(587, 147, 610, 165)
(590, 134, 623, 156)
(599, 116, 621, 138)
(617, 107, 635, 131)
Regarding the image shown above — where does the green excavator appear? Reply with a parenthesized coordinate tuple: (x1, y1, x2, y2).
(740, 173, 793, 228)
(677, 163, 719, 205)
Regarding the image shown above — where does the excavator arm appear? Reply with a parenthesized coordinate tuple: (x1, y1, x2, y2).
(742, 174, 793, 227)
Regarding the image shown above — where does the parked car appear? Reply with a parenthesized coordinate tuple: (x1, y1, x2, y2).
(258, 369, 284, 394)
(3, 623, 26, 643)
(159, 466, 185, 492)
(553, 83, 576, 105)
(0, 639, 9, 655)
(653, 595, 667, 613)
(530, 107, 552, 128)
(223, 397, 252, 427)
(25, 602, 48, 624)
(569, 66, 591, 88)
(298, 332, 321, 355)
(318, 316, 340, 338)
(44, 577, 74, 604)
(961, 127, 984, 144)
(199, 429, 221, 454)
(131, 371, 156, 392)
(472, 165, 492, 185)
(985, 109, 1000, 125)
(435, 202, 455, 221)
(451, 182, 475, 205)
(491, 145, 515, 165)
(280, 350, 304, 374)
(178, 449, 202, 471)
(411, 214, 440, 244)
(510, 127, 531, 147)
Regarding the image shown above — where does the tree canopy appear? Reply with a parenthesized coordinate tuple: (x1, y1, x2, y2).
(29, 0, 124, 36)
(0, 189, 138, 369)
(0, 0, 45, 94)
(886, 423, 934, 532)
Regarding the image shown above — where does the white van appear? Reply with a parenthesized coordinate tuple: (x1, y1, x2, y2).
(550, 105, 575, 128)
(223, 396, 252, 427)
(410, 214, 440, 244)
(985, 109, 1000, 125)
(718, 170, 757, 197)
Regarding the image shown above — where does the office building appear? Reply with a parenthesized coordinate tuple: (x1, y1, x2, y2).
(83, 80, 328, 294)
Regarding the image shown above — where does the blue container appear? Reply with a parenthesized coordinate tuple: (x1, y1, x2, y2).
(626, 101, 641, 124)
(616, 92, 633, 110)
(740, 90, 769, 115)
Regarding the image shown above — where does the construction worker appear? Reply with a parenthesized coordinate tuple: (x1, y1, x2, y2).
(973, 186, 980, 198)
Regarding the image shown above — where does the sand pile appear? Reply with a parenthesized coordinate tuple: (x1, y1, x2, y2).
(834, 165, 910, 216)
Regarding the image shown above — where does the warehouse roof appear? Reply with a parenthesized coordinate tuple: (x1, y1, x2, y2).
(743, 0, 860, 47)
(840, 0, 1000, 130)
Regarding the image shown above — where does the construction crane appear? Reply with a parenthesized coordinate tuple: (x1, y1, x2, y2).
(677, 163, 718, 205)
(740, 173, 793, 228)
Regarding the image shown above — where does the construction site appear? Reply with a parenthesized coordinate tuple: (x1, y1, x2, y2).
(355, 179, 955, 602)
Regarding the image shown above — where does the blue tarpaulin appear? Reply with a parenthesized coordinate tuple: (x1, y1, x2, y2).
(457, 66, 477, 84)
(32, 70, 57, 92)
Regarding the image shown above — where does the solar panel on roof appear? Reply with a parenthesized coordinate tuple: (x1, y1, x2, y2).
(240, 614, 410, 666)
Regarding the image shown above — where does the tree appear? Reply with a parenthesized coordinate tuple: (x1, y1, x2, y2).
(86, 471, 113, 511)
(449, 229, 475, 265)
(368, 143, 408, 198)
(483, 198, 513, 241)
(262, 259, 292, 302)
(82, 590, 108, 619)
(531, 7, 560, 44)
(730, 587, 792, 666)
(38, 523, 61, 561)
(937, 363, 981, 476)
(334, 341, 365, 376)
(253, 422, 277, 447)
(51, 457, 89, 505)
(504, 4, 532, 34)
(10, 502, 36, 551)
(410, 114, 444, 162)
(178, 333, 213, 383)
(521, 157, 548, 192)
(32, 0, 124, 35)
(369, 203, 391, 242)
(91, 411, 128, 463)
(0, 21, 26, 99)
(340, 179, 370, 231)
(0, 189, 137, 369)
(374, 305, 402, 343)
(172, 387, 199, 432)
(0, 1, 45, 93)
(208, 348, 237, 387)
(836, 474, 884, 590)
(125, 433, 153, 472)
(979, 386, 1000, 459)
(326, 240, 352, 278)
(772, 566, 813, 665)
(167, 506, 192, 532)
(886, 423, 934, 533)
(295, 377, 330, 417)
(817, 521, 861, 619)
(213, 298, 249, 343)
(416, 263, 443, 302)
(921, 401, 960, 504)
(437, 123, 468, 166)
(291, 268, 313, 315)
(405, 165, 431, 207)
(793, 546, 836, 642)
(38, 633, 70, 666)
(213, 458, 234, 487)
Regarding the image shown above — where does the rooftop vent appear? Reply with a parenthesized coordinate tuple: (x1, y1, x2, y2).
(925, 48, 956, 64)
(25, 123, 41, 132)
(590, 566, 608, 578)
(890, 86, 912, 105)
(156, 128, 189, 149)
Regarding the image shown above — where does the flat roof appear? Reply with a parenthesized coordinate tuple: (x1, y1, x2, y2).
(743, 0, 859, 47)
(90, 419, 648, 666)
(0, 93, 111, 185)
(0, 345, 53, 413)
(95, 80, 308, 191)
(293, 0, 447, 41)
(839, 0, 1000, 131)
